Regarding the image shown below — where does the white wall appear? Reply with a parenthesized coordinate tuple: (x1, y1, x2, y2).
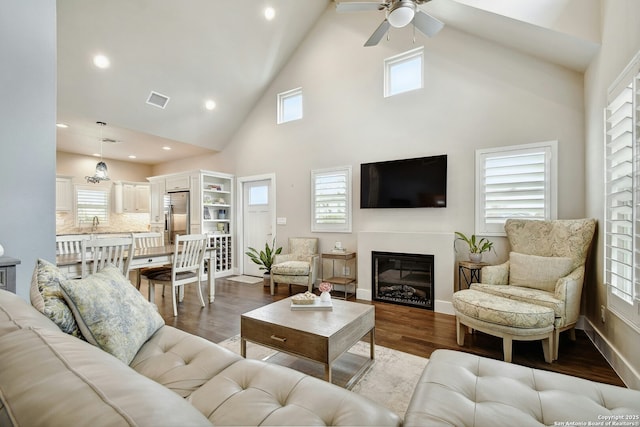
(584, 0, 640, 389)
(204, 6, 586, 260)
(0, 1, 57, 299)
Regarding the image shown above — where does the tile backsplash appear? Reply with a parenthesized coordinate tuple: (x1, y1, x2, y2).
(56, 211, 151, 235)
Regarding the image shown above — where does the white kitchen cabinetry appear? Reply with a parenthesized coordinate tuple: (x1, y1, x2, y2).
(148, 178, 166, 227)
(114, 182, 150, 213)
(56, 176, 73, 211)
(165, 175, 190, 191)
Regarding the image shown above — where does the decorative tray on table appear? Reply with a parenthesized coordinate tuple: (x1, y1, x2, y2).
(290, 292, 333, 311)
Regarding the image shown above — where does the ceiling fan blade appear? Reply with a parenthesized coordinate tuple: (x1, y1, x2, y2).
(336, 2, 384, 13)
(412, 10, 444, 37)
(364, 19, 391, 47)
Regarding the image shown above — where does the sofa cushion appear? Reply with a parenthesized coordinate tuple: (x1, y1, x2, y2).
(271, 260, 310, 276)
(0, 289, 60, 336)
(60, 264, 164, 364)
(404, 349, 640, 427)
(509, 252, 574, 292)
(130, 325, 243, 398)
(29, 258, 82, 338)
(0, 327, 211, 427)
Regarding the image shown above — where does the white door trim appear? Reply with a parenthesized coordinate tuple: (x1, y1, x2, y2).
(237, 173, 277, 276)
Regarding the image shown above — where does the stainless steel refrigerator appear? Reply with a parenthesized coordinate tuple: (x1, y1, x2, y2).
(166, 191, 190, 244)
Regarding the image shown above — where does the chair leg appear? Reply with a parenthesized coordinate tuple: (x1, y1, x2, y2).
(136, 271, 142, 290)
(554, 328, 561, 361)
(456, 317, 466, 346)
(171, 284, 178, 317)
(196, 280, 205, 308)
(541, 333, 553, 363)
(502, 336, 513, 363)
(270, 276, 275, 296)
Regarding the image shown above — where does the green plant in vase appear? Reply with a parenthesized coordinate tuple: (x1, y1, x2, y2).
(454, 232, 495, 263)
(245, 238, 282, 285)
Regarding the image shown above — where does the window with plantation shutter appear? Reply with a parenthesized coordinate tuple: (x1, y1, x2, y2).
(604, 51, 640, 331)
(311, 166, 352, 233)
(475, 141, 557, 236)
(76, 186, 110, 225)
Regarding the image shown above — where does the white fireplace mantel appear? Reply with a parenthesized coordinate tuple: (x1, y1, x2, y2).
(356, 231, 455, 315)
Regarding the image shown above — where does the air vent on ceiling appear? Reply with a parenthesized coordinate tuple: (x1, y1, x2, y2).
(146, 91, 170, 109)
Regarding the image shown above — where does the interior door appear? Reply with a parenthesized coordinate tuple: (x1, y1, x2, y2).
(242, 178, 273, 277)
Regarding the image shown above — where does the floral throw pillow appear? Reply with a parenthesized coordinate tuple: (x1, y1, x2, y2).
(59, 264, 165, 364)
(29, 258, 82, 338)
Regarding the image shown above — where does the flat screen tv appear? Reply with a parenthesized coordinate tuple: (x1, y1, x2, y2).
(360, 155, 447, 208)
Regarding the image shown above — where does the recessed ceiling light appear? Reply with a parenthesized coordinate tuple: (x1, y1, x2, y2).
(56, 123, 68, 128)
(264, 6, 275, 21)
(93, 153, 101, 157)
(93, 54, 110, 69)
(205, 99, 216, 110)
(128, 155, 137, 159)
(162, 146, 171, 151)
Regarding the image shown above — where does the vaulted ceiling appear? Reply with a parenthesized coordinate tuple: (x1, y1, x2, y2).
(56, 0, 600, 165)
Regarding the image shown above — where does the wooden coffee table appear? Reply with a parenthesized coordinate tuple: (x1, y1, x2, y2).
(240, 297, 375, 388)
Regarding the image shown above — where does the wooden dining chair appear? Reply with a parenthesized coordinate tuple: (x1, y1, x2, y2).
(81, 236, 134, 279)
(131, 232, 166, 289)
(144, 234, 207, 317)
(56, 234, 92, 256)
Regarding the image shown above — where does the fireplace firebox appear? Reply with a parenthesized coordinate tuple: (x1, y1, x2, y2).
(372, 251, 434, 310)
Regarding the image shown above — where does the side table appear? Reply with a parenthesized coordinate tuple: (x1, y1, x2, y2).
(458, 260, 488, 291)
(322, 251, 357, 300)
(0, 256, 21, 294)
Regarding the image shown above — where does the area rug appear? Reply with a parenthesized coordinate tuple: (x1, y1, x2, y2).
(217, 335, 428, 419)
(226, 275, 262, 284)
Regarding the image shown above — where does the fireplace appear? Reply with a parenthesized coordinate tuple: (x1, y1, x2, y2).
(372, 251, 434, 310)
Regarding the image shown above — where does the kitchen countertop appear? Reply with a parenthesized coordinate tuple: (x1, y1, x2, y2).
(56, 231, 150, 236)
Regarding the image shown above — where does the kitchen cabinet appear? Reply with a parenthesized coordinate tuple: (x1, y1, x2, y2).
(148, 178, 166, 225)
(114, 182, 150, 213)
(165, 175, 190, 191)
(56, 176, 73, 211)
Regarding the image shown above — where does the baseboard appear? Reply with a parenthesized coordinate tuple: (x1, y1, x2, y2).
(582, 317, 640, 390)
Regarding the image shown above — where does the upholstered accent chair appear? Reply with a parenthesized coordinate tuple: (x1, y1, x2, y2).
(270, 238, 319, 296)
(470, 218, 596, 360)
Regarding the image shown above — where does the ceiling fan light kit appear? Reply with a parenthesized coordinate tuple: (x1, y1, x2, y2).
(387, 0, 416, 28)
(336, 0, 444, 46)
(85, 121, 111, 184)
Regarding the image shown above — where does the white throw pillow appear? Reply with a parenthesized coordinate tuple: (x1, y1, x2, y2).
(509, 252, 574, 292)
(60, 264, 165, 364)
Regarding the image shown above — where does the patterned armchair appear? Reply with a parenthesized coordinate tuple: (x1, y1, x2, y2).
(270, 238, 319, 296)
(470, 218, 596, 360)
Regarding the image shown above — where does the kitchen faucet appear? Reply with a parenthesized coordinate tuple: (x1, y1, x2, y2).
(92, 216, 99, 232)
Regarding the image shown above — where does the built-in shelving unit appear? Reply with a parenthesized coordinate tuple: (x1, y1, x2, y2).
(201, 172, 234, 276)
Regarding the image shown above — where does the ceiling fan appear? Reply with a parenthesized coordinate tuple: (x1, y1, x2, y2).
(336, 0, 444, 46)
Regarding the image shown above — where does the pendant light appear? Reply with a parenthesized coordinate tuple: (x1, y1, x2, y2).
(86, 121, 110, 184)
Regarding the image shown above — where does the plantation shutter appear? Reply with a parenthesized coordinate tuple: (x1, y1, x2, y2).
(475, 142, 557, 236)
(604, 51, 640, 333)
(76, 187, 109, 224)
(311, 166, 352, 233)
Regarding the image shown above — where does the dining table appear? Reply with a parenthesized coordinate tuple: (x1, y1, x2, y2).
(56, 245, 217, 303)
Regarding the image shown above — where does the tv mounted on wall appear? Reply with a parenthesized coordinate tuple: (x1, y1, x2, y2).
(360, 154, 447, 208)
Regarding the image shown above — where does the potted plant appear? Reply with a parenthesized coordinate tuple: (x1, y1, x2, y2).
(454, 232, 494, 263)
(245, 238, 282, 286)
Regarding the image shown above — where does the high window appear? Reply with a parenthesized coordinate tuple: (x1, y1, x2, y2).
(384, 47, 423, 97)
(76, 186, 110, 226)
(311, 166, 352, 233)
(277, 87, 303, 124)
(475, 141, 558, 236)
(604, 50, 640, 331)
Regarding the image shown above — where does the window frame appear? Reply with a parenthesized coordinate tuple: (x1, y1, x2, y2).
(384, 46, 424, 98)
(75, 184, 110, 226)
(310, 166, 352, 233)
(475, 141, 558, 237)
(277, 87, 303, 124)
(604, 50, 640, 332)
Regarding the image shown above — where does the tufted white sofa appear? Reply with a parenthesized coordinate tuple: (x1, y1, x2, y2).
(404, 349, 640, 427)
(0, 289, 400, 426)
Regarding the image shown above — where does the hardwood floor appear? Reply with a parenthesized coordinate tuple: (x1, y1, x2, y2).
(144, 277, 626, 388)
